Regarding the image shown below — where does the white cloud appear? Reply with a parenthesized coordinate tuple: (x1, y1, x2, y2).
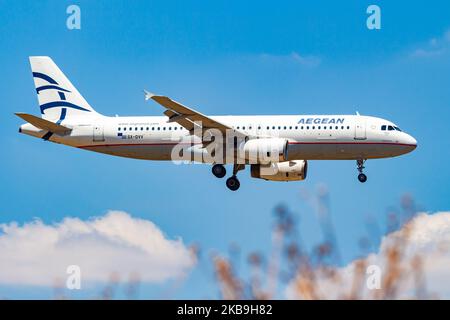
(259, 52, 321, 67)
(0, 211, 196, 286)
(286, 212, 450, 299)
(410, 29, 450, 58)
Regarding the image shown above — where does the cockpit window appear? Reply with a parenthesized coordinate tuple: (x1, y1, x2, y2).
(382, 124, 402, 132)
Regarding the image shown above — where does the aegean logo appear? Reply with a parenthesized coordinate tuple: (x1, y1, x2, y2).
(297, 117, 345, 125)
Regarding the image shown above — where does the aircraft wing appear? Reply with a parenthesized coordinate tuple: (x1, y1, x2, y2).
(144, 90, 245, 137)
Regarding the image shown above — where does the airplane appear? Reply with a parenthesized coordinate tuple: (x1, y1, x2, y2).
(17, 57, 417, 191)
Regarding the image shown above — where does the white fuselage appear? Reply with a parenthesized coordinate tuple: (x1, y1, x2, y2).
(20, 114, 417, 162)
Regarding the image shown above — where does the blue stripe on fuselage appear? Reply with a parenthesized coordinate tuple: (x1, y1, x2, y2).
(42, 131, 54, 141)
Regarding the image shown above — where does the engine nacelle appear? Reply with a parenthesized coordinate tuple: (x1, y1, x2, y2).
(241, 138, 288, 164)
(250, 160, 308, 181)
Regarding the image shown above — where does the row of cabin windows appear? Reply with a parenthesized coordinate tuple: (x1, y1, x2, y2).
(234, 125, 351, 130)
(118, 125, 351, 131)
(381, 125, 402, 132)
(118, 126, 184, 131)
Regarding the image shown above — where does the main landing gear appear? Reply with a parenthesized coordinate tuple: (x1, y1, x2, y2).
(357, 159, 367, 183)
(212, 164, 226, 178)
(226, 176, 240, 191)
(227, 164, 245, 191)
(212, 164, 244, 191)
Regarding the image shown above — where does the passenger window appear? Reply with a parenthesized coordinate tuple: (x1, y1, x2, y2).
(174, 127, 177, 130)
(284, 126, 287, 130)
(341, 126, 344, 129)
(318, 126, 321, 129)
(129, 127, 132, 131)
(152, 127, 155, 131)
(118, 127, 121, 131)
(295, 126, 298, 129)
(124, 127, 127, 131)
(347, 126, 350, 129)
(335, 126, 338, 129)
(306, 126, 309, 130)
(278, 126, 281, 130)
(157, 127, 160, 130)
(146, 127, 149, 131)
(169, 127, 172, 130)
(242, 126, 246, 130)
(135, 127, 138, 131)
(272, 126, 275, 130)
(312, 126, 315, 129)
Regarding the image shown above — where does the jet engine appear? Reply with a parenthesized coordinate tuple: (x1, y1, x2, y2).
(241, 138, 289, 163)
(250, 160, 308, 181)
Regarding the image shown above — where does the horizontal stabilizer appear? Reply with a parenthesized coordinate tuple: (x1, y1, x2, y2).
(15, 112, 72, 134)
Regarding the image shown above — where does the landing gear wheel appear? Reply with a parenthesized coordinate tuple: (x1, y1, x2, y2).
(358, 173, 367, 183)
(356, 159, 367, 183)
(212, 164, 226, 178)
(226, 175, 240, 191)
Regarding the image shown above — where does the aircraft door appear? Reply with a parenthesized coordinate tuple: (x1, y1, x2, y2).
(93, 125, 105, 142)
(354, 120, 367, 140)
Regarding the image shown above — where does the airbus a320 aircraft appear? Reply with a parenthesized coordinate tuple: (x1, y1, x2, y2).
(17, 57, 417, 191)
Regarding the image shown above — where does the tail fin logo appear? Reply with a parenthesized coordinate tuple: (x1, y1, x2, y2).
(33, 72, 91, 114)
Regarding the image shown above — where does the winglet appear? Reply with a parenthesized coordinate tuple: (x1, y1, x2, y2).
(144, 90, 155, 101)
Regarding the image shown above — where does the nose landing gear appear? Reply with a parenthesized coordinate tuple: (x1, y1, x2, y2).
(358, 173, 367, 183)
(357, 159, 367, 183)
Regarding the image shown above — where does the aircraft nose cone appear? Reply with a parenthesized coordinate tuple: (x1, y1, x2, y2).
(404, 134, 417, 151)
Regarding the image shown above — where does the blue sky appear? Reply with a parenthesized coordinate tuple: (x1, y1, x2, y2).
(1, 0, 450, 299)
